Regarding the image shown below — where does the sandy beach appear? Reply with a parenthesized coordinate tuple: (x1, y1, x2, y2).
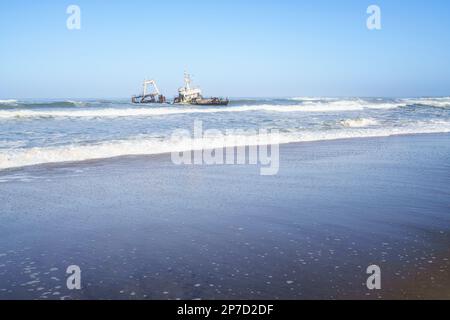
(0, 133, 449, 300)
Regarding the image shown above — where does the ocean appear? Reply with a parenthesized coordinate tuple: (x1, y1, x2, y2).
(1, 97, 450, 299)
(1, 97, 450, 171)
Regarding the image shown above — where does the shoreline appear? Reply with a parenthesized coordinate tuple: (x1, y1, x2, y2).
(1, 131, 450, 174)
(0, 132, 449, 299)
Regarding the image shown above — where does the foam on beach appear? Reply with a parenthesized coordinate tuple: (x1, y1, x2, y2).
(1, 120, 450, 170)
(1, 97, 449, 170)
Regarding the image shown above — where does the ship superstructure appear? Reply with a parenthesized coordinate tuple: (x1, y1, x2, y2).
(131, 79, 167, 104)
(132, 72, 228, 106)
(174, 73, 203, 104)
(174, 72, 228, 106)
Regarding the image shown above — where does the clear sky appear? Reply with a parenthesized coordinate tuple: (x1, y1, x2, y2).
(0, 0, 449, 99)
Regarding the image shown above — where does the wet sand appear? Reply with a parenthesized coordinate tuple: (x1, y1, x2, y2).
(0, 133, 449, 300)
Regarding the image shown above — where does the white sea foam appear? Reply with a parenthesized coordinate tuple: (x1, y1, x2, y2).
(0, 99, 19, 106)
(0, 101, 408, 120)
(65, 100, 88, 107)
(1, 120, 449, 170)
(340, 118, 379, 128)
(290, 97, 339, 101)
(299, 100, 407, 112)
(405, 98, 450, 108)
(294, 97, 450, 109)
(0, 107, 259, 119)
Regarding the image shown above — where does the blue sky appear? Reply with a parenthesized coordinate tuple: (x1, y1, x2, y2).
(0, 0, 449, 99)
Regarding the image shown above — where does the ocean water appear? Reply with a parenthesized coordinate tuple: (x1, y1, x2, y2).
(0, 97, 450, 170)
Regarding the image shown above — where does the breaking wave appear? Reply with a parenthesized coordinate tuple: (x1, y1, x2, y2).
(0, 99, 19, 106)
(0, 102, 408, 119)
(290, 97, 339, 101)
(1, 97, 449, 119)
(0, 100, 90, 109)
(1, 120, 449, 170)
(299, 100, 407, 111)
(340, 118, 379, 128)
(292, 97, 450, 109)
(405, 98, 450, 108)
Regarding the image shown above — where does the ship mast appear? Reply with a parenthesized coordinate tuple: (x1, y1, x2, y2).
(184, 72, 192, 90)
